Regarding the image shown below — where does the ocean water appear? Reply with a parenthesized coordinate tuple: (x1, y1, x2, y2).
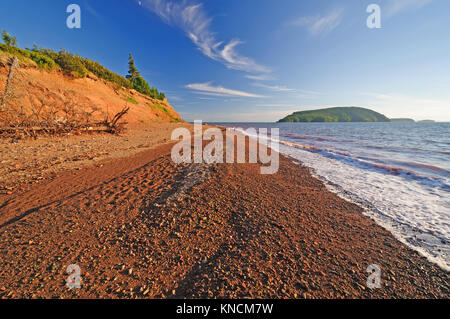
(218, 122, 450, 271)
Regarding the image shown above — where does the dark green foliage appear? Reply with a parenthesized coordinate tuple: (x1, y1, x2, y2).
(0, 43, 56, 70)
(149, 86, 165, 101)
(1, 30, 17, 47)
(130, 76, 151, 95)
(0, 30, 165, 99)
(129, 76, 165, 100)
(278, 107, 391, 123)
(52, 49, 87, 77)
(126, 53, 140, 80)
(127, 53, 165, 101)
(6, 46, 86, 77)
(82, 58, 132, 89)
(28, 51, 57, 70)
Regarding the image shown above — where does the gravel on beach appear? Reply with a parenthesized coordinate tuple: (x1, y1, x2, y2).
(0, 129, 448, 299)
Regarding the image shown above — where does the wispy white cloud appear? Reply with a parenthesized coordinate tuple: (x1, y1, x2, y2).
(297, 89, 321, 96)
(85, 3, 101, 18)
(385, 0, 433, 18)
(140, 0, 270, 74)
(289, 8, 344, 35)
(252, 84, 322, 100)
(252, 83, 296, 92)
(186, 82, 265, 98)
(245, 74, 275, 81)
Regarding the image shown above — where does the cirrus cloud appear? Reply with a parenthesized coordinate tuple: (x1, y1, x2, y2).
(139, 0, 270, 74)
(252, 83, 296, 92)
(385, 0, 433, 18)
(245, 74, 275, 81)
(186, 82, 266, 98)
(289, 8, 344, 36)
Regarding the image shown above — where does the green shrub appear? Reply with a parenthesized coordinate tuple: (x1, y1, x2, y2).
(148, 103, 180, 122)
(127, 53, 165, 101)
(52, 50, 87, 78)
(0, 42, 12, 53)
(128, 76, 165, 101)
(0, 44, 56, 70)
(29, 51, 56, 70)
(130, 76, 151, 95)
(82, 58, 132, 89)
(148, 104, 169, 114)
(1, 31, 166, 98)
(1, 30, 17, 47)
(122, 96, 139, 105)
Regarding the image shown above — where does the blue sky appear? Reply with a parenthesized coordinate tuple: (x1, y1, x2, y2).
(1, 0, 449, 121)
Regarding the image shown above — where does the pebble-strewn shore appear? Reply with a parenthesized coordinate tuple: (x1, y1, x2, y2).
(0, 133, 448, 299)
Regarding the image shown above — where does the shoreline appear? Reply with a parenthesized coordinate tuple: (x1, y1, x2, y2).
(0, 128, 448, 298)
(306, 165, 450, 273)
(278, 143, 450, 272)
(230, 124, 449, 272)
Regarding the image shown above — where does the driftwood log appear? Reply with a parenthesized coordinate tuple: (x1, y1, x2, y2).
(0, 56, 130, 139)
(0, 106, 130, 138)
(0, 57, 19, 110)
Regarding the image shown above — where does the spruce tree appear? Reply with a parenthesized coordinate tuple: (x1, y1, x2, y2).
(126, 53, 140, 80)
(125, 53, 164, 101)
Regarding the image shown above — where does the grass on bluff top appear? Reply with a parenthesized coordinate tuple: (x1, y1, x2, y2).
(0, 30, 165, 101)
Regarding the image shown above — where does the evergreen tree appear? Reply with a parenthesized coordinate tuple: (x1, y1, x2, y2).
(1, 30, 17, 47)
(126, 53, 140, 80)
(125, 53, 165, 101)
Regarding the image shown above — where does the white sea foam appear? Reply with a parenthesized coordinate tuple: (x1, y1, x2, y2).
(281, 142, 450, 271)
(236, 127, 450, 271)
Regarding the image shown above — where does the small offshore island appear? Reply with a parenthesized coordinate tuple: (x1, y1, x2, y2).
(391, 118, 416, 123)
(278, 107, 390, 123)
(391, 119, 437, 123)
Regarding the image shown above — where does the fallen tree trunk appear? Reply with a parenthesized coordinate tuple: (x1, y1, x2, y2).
(0, 107, 130, 138)
(0, 57, 19, 110)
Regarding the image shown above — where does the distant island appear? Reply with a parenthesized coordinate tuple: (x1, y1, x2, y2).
(418, 120, 436, 123)
(278, 107, 390, 123)
(390, 118, 415, 123)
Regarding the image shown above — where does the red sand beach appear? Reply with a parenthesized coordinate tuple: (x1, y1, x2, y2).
(0, 127, 448, 299)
